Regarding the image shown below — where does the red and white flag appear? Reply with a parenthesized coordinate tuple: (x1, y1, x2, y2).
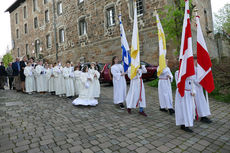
(177, 0, 195, 97)
(196, 15, 215, 93)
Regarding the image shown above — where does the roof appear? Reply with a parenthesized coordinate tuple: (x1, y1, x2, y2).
(5, 0, 26, 13)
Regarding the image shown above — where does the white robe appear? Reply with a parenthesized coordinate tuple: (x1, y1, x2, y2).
(111, 64, 127, 104)
(72, 72, 98, 106)
(53, 66, 65, 95)
(126, 66, 147, 108)
(24, 66, 34, 93)
(32, 66, 36, 92)
(46, 68, 55, 92)
(89, 68, 100, 98)
(175, 70, 195, 127)
(74, 70, 82, 95)
(194, 67, 211, 117)
(158, 67, 173, 109)
(63, 67, 75, 97)
(43, 68, 48, 92)
(35, 65, 46, 92)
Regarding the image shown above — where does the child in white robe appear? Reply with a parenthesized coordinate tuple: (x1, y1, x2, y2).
(47, 64, 55, 94)
(43, 64, 49, 92)
(126, 65, 147, 116)
(53, 63, 65, 97)
(63, 61, 75, 98)
(72, 65, 98, 106)
(74, 65, 82, 96)
(175, 70, 196, 133)
(157, 58, 175, 115)
(111, 56, 126, 109)
(193, 57, 212, 123)
(24, 62, 34, 94)
(89, 62, 100, 98)
(35, 60, 46, 92)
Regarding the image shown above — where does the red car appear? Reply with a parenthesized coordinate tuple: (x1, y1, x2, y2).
(100, 61, 158, 83)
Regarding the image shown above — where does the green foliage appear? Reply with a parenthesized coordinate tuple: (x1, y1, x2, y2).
(209, 85, 230, 103)
(2, 53, 13, 67)
(214, 4, 230, 34)
(148, 78, 159, 88)
(159, 0, 194, 54)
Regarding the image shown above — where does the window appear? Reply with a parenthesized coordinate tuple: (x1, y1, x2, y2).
(34, 17, 38, 29)
(24, 24, 28, 34)
(35, 39, 40, 56)
(33, 0, 38, 12)
(129, 0, 144, 18)
(106, 7, 115, 27)
(16, 29, 19, 39)
(23, 6, 27, 18)
(79, 0, 84, 3)
(204, 9, 208, 28)
(57, 2, 63, 15)
(44, 0, 48, 4)
(17, 48, 20, 57)
(46, 34, 51, 48)
(136, 0, 144, 15)
(59, 28, 65, 43)
(15, 13, 18, 24)
(79, 18, 87, 36)
(45, 10, 49, 23)
(26, 44, 29, 56)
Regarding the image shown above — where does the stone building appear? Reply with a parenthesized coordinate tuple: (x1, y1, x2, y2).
(6, 0, 217, 65)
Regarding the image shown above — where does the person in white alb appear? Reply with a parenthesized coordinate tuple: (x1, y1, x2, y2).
(193, 57, 212, 123)
(175, 70, 196, 133)
(43, 64, 49, 92)
(47, 64, 55, 94)
(63, 61, 75, 98)
(157, 58, 175, 115)
(24, 61, 34, 94)
(89, 62, 100, 98)
(74, 65, 82, 96)
(35, 60, 46, 93)
(111, 56, 127, 109)
(72, 65, 98, 106)
(53, 62, 65, 97)
(126, 65, 147, 116)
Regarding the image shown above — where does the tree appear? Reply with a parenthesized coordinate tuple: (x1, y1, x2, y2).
(159, 0, 194, 55)
(215, 4, 230, 35)
(2, 53, 13, 67)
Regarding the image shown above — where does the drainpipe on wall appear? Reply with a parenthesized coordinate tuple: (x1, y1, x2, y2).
(52, 0, 58, 61)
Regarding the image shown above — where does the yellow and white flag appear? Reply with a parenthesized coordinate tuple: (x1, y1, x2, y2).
(156, 12, 167, 77)
(130, 0, 140, 79)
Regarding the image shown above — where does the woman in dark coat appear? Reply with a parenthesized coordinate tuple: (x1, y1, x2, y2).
(20, 56, 27, 92)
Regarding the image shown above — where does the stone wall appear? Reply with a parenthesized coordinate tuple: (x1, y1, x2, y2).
(9, 0, 217, 66)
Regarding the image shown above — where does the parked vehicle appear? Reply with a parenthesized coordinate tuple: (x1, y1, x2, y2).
(100, 61, 157, 83)
(81, 62, 105, 72)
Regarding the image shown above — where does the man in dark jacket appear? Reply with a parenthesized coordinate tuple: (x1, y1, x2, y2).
(12, 58, 21, 91)
(0, 62, 7, 89)
(6, 63, 14, 90)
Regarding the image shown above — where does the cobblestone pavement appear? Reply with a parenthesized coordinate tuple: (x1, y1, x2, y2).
(0, 83, 230, 153)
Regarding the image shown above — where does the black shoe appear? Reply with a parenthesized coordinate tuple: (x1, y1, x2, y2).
(168, 109, 175, 115)
(119, 103, 125, 110)
(159, 108, 168, 112)
(181, 125, 193, 133)
(67, 96, 73, 99)
(200, 117, 212, 124)
(127, 108, 131, 114)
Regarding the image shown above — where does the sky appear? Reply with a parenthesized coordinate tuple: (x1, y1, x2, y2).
(0, 0, 229, 58)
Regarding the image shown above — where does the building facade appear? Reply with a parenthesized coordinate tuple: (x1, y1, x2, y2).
(6, 0, 217, 66)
